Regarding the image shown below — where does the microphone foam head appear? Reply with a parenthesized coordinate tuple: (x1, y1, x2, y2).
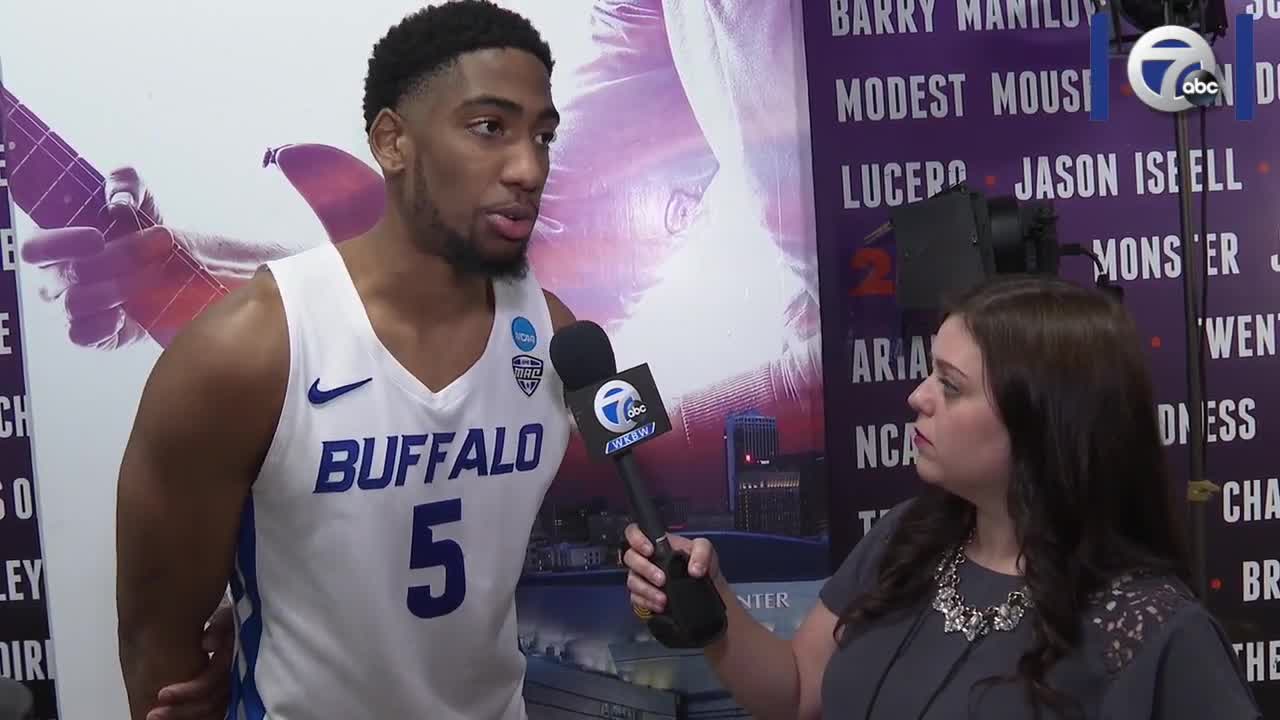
(550, 320, 617, 391)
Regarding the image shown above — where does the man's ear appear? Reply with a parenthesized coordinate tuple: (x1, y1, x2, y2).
(368, 108, 413, 176)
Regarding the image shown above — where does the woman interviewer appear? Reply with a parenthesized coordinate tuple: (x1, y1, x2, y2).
(623, 276, 1261, 719)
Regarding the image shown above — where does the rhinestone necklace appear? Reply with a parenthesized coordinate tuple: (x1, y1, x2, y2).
(931, 537, 1033, 642)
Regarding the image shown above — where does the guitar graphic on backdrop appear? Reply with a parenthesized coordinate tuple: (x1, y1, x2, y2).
(0, 86, 386, 346)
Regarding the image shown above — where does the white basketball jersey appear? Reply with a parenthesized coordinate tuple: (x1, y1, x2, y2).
(227, 242, 570, 720)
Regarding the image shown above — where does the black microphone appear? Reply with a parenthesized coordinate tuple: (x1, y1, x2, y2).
(550, 320, 727, 649)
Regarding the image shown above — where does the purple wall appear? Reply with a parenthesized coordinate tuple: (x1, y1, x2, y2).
(0, 95, 54, 717)
(802, 2, 1280, 712)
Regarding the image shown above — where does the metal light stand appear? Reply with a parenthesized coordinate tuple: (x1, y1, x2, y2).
(1173, 104, 1217, 601)
(1163, 0, 1221, 604)
(1095, 0, 1221, 600)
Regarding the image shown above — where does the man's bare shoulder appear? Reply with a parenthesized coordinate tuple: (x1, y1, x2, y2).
(543, 289, 576, 332)
(140, 269, 289, 432)
(165, 269, 286, 381)
(121, 269, 290, 504)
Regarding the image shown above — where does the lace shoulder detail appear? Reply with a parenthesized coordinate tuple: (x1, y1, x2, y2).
(1086, 572, 1194, 675)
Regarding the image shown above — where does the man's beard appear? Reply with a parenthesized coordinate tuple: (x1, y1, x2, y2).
(411, 178, 529, 280)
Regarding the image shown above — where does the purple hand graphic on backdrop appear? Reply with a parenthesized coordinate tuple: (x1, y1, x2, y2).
(2, 84, 386, 349)
(19, 168, 284, 349)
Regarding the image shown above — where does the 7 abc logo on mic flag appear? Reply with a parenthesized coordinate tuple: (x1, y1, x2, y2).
(566, 364, 673, 460)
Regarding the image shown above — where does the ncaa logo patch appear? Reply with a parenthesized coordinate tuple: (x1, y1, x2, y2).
(512, 316, 537, 352)
(511, 354, 544, 397)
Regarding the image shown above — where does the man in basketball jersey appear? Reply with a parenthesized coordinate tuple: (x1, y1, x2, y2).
(115, 3, 575, 719)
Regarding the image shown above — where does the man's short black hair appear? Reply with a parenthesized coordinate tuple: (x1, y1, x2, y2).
(362, 1, 554, 133)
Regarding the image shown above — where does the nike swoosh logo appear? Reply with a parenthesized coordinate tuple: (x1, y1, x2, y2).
(308, 377, 373, 405)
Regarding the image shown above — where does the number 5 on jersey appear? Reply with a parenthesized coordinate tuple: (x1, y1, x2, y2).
(408, 498, 466, 618)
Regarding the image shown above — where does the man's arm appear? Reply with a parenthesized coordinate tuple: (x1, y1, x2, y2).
(116, 270, 289, 720)
(544, 289, 576, 332)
